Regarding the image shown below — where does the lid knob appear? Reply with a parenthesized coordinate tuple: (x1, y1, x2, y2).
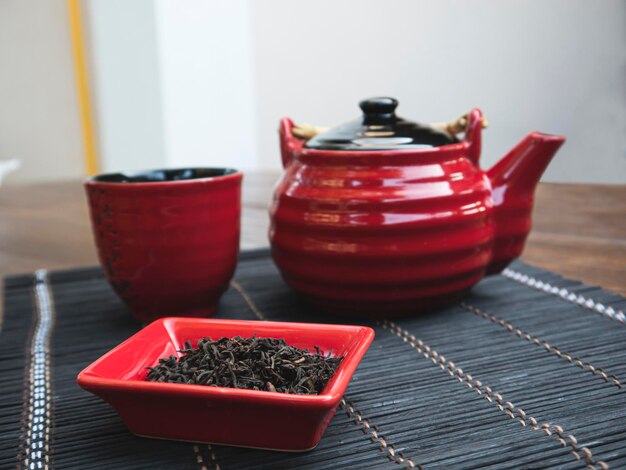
(359, 97, 398, 124)
(303, 96, 460, 150)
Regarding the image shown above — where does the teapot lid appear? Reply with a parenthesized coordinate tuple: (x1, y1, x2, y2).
(304, 97, 458, 151)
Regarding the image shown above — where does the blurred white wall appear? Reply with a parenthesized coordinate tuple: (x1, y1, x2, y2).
(86, 0, 166, 172)
(0, 0, 84, 184)
(251, 0, 626, 183)
(155, 0, 257, 171)
(1, 0, 624, 184)
(84, 0, 256, 173)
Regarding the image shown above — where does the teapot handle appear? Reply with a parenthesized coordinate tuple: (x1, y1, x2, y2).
(279, 118, 304, 169)
(279, 119, 330, 168)
(464, 108, 486, 166)
(431, 109, 487, 166)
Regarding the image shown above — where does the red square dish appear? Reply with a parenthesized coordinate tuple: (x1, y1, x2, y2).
(77, 317, 374, 451)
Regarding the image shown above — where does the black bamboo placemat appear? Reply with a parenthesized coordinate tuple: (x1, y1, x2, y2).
(3, 249, 626, 470)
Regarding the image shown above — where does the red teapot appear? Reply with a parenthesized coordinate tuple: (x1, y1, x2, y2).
(269, 98, 564, 318)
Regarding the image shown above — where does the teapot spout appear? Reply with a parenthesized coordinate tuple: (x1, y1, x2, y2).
(486, 132, 565, 274)
(488, 132, 565, 197)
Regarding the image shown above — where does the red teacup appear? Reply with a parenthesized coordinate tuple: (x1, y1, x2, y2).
(85, 168, 242, 323)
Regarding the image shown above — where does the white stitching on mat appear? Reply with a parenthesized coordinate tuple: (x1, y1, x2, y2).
(207, 444, 220, 470)
(193, 445, 209, 470)
(231, 279, 423, 469)
(192, 442, 220, 470)
(18, 270, 55, 470)
(379, 319, 609, 470)
(231, 280, 266, 320)
(502, 268, 626, 325)
(461, 302, 623, 389)
(340, 398, 422, 469)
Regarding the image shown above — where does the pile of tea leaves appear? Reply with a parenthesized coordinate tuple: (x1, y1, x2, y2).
(145, 336, 343, 395)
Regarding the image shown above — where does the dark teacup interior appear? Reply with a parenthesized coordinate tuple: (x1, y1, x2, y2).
(92, 168, 238, 183)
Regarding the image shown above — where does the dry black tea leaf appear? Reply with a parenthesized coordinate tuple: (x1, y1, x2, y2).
(145, 335, 343, 395)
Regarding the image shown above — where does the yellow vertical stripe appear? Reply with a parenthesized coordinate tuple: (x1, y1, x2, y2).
(67, 0, 99, 175)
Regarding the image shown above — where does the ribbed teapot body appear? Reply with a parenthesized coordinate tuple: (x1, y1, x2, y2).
(269, 147, 496, 318)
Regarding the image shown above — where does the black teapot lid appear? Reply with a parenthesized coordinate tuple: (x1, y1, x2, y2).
(304, 97, 458, 151)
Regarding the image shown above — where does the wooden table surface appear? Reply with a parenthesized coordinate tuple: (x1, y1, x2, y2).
(1, 173, 624, 295)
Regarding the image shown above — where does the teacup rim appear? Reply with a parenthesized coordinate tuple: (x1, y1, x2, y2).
(84, 167, 241, 187)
